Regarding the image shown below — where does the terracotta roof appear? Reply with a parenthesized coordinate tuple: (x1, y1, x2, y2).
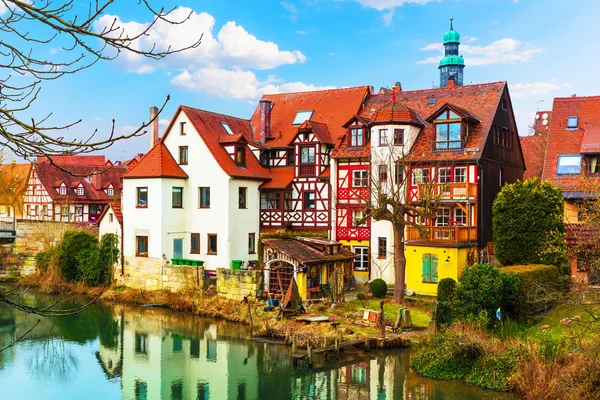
(566, 223, 600, 246)
(162, 106, 270, 181)
(520, 134, 547, 180)
(250, 87, 371, 149)
(370, 100, 424, 126)
(298, 120, 332, 144)
(260, 167, 294, 189)
(319, 167, 330, 179)
(97, 201, 123, 226)
(580, 127, 600, 153)
(541, 95, 600, 192)
(122, 142, 188, 179)
(262, 238, 356, 265)
(360, 82, 507, 162)
(218, 133, 246, 144)
(36, 155, 106, 166)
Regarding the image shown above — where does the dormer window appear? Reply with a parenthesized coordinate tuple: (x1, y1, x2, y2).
(292, 110, 313, 125)
(434, 110, 462, 150)
(59, 186, 66, 196)
(221, 122, 234, 135)
(566, 116, 579, 130)
(557, 155, 582, 175)
(76, 186, 84, 196)
(350, 127, 364, 147)
(235, 145, 246, 167)
(107, 185, 114, 196)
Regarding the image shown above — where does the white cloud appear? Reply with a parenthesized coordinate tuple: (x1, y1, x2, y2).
(93, 7, 306, 73)
(510, 81, 571, 98)
(354, 0, 435, 11)
(296, 30, 308, 35)
(418, 38, 542, 66)
(171, 68, 334, 100)
(382, 9, 395, 27)
(280, 1, 298, 13)
(159, 119, 170, 129)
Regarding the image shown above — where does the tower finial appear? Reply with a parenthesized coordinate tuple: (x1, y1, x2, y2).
(450, 17, 454, 30)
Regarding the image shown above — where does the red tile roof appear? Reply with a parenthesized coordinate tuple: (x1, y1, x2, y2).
(122, 142, 188, 179)
(250, 87, 371, 149)
(36, 155, 106, 166)
(520, 134, 547, 180)
(360, 82, 507, 162)
(298, 120, 333, 144)
(260, 167, 294, 189)
(162, 106, 270, 181)
(541, 95, 600, 192)
(97, 201, 123, 226)
(370, 100, 424, 126)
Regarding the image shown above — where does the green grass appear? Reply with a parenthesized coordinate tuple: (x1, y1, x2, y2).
(522, 303, 600, 341)
(337, 298, 431, 328)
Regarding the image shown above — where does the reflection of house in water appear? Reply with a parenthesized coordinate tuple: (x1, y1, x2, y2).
(95, 311, 123, 380)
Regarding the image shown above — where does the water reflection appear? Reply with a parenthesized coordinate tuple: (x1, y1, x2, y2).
(0, 294, 513, 400)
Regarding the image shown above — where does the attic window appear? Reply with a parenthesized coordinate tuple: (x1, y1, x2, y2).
(566, 116, 579, 130)
(292, 110, 313, 125)
(59, 186, 66, 196)
(221, 122, 234, 135)
(235, 145, 246, 167)
(434, 110, 463, 150)
(428, 98, 436, 105)
(557, 155, 582, 175)
(107, 186, 114, 196)
(76, 186, 84, 196)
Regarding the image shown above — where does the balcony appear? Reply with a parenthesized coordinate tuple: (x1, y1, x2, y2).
(417, 182, 477, 201)
(0, 217, 16, 240)
(406, 225, 477, 244)
(434, 140, 464, 150)
(299, 164, 316, 177)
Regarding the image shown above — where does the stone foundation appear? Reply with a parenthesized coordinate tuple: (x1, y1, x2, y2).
(216, 268, 262, 301)
(116, 256, 204, 292)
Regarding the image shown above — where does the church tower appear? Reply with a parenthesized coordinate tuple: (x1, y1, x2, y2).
(439, 18, 465, 87)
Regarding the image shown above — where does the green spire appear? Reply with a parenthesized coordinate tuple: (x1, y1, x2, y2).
(439, 54, 465, 67)
(443, 17, 460, 44)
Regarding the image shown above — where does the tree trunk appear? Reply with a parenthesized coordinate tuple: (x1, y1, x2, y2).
(393, 222, 406, 304)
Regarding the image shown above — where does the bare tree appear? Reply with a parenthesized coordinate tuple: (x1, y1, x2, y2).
(0, 0, 201, 160)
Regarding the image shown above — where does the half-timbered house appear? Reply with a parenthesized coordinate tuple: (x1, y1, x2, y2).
(22, 155, 125, 223)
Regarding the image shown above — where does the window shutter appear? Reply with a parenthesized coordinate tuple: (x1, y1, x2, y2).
(421, 254, 431, 282)
(431, 255, 439, 283)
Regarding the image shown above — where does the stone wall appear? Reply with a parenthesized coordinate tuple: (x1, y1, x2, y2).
(116, 256, 204, 292)
(216, 268, 262, 301)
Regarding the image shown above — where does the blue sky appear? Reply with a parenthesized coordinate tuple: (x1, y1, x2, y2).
(12, 0, 600, 162)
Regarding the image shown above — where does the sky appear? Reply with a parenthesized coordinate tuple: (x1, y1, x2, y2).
(7, 0, 600, 162)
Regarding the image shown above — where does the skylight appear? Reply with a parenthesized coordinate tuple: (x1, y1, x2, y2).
(566, 116, 579, 130)
(428, 98, 436, 105)
(292, 110, 314, 125)
(557, 155, 582, 175)
(221, 122, 234, 135)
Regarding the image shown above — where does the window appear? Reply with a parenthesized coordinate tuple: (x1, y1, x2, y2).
(378, 129, 388, 146)
(499, 168, 504, 187)
(377, 237, 387, 258)
(395, 164, 404, 184)
(300, 147, 315, 163)
(438, 167, 451, 183)
(76, 205, 83, 216)
(135, 333, 148, 354)
(235, 146, 245, 166)
(353, 247, 369, 271)
(287, 150, 295, 165)
(422, 254, 439, 283)
(567, 116, 579, 130)
(436, 207, 450, 226)
(172, 187, 183, 208)
(197, 383, 210, 400)
(454, 208, 467, 225)
(239, 187, 247, 209)
(352, 209, 364, 227)
(179, 146, 188, 165)
(501, 97, 507, 110)
(248, 233, 256, 254)
(412, 168, 430, 184)
(393, 129, 404, 146)
(304, 191, 315, 209)
(191, 233, 200, 254)
(135, 380, 148, 400)
(557, 155, 582, 175)
(378, 165, 388, 182)
(350, 128, 364, 147)
(172, 337, 183, 353)
(136, 236, 148, 257)
(199, 187, 210, 208)
(292, 110, 314, 125)
(171, 381, 183, 400)
(59, 186, 66, 196)
(190, 339, 200, 359)
(207, 234, 217, 255)
(61, 206, 69, 219)
(434, 110, 462, 150)
(137, 187, 148, 207)
(587, 156, 600, 174)
(29, 205, 37, 217)
(352, 170, 368, 187)
(454, 167, 467, 183)
(109, 213, 114, 222)
(261, 192, 281, 210)
(77, 186, 84, 196)
(180, 121, 186, 136)
(207, 340, 217, 361)
(221, 122, 234, 134)
(107, 187, 114, 196)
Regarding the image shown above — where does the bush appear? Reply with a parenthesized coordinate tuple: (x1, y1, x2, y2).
(492, 178, 566, 268)
(369, 279, 387, 298)
(455, 264, 503, 328)
(59, 230, 98, 281)
(436, 278, 457, 327)
(499, 265, 563, 322)
(35, 251, 52, 273)
(83, 233, 119, 286)
(437, 278, 456, 302)
(466, 348, 521, 392)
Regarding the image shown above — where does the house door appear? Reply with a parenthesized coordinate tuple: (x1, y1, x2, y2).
(173, 239, 183, 259)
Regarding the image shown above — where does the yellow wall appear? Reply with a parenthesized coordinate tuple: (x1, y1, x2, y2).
(405, 245, 475, 296)
(340, 239, 369, 280)
(296, 272, 307, 300)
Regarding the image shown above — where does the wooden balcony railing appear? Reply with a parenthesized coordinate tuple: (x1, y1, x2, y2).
(417, 182, 477, 201)
(406, 225, 477, 243)
(299, 164, 316, 177)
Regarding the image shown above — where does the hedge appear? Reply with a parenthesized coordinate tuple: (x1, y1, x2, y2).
(499, 264, 563, 322)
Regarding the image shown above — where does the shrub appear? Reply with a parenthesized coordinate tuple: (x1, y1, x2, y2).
(437, 277, 456, 302)
(35, 251, 52, 273)
(466, 348, 521, 392)
(436, 278, 457, 327)
(455, 264, 503, 328)
(59, 230, 98, 281)
(492, 178, 566, 268)
(369, 279, 387, 298)
(83, 233, 119, 286)
(499, 265, 563, 322)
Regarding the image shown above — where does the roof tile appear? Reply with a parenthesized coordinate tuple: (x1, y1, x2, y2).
(122, 142, 188, 179)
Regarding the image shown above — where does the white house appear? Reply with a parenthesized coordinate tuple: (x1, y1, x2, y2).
(121, 106, 270, 273)
(97, 202, 123, 269)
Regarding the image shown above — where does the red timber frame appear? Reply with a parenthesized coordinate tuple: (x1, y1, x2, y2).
(406, 163, 479, 244)
(335, 162, 370, 241)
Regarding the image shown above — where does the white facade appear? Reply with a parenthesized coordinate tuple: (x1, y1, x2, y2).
(98, 203, 122, 267)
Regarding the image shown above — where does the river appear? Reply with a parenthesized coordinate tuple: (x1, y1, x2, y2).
(0, 292, 515, 400)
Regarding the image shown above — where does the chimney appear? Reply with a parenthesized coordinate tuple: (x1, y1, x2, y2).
(447, 76, 456, 87)
(149, 106, 159, 149)
(393, 81, 402, 93)
(259, 100, 272, 144)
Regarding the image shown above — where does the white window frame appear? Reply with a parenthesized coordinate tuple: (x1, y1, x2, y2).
(59, 186, 66, 196)
(352, 209, 364, 227)
(352, 170, 368, 188)
(107, 187, 114, 196)
(454, 167, 467, 183)
(454, 208, 466, 226)
(412, 168, 430, 185)
(435, 207, 451, 226)
(76, 187, 84, 196)
(292, 110, 314, 125)
(353, 246, 369, 271)
(438, 167, 451, 184)
(378, 129, 388, 146)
